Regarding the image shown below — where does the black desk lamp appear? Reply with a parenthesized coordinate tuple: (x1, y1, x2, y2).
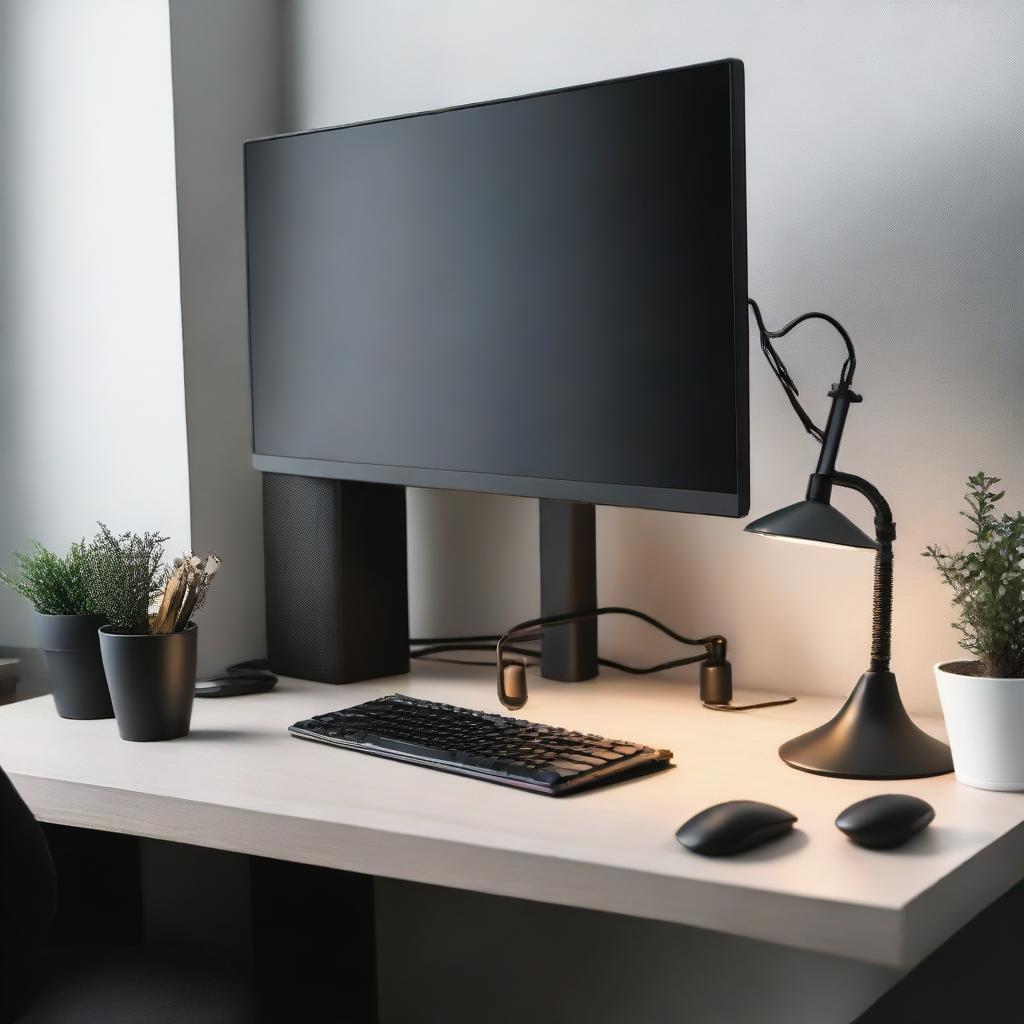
(746, 301, 952, 779)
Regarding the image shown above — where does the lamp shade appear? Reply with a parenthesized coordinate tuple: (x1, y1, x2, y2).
(745, 500, 877, 550)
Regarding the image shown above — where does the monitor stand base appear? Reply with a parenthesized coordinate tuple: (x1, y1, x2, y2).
(539, 500, 598, 682)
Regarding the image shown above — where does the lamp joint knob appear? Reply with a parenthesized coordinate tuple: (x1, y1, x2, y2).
(829, 382, 862, 402)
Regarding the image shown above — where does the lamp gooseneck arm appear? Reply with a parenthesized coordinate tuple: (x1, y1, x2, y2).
(831, 472, 896, 673)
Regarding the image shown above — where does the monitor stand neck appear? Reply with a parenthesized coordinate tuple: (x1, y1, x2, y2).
(539, 499, 598, 682)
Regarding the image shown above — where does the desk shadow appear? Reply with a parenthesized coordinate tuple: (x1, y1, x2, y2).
(180, 728, 261, 742)
(663, 827, 809, 861)
(726, 827, 811, 862)
(561, 760, 677, 798)
(848, 824, 988, 857)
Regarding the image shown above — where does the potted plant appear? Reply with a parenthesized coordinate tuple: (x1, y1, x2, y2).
(925, 472, 1024, 790)
(0, 541, 114, 719)
(85, 524, 221, 742)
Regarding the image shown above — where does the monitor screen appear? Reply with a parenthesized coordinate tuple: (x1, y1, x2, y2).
(245, 59, 747, 514)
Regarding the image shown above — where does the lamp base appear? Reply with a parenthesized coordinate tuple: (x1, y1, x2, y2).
(779, 670, 953, 779)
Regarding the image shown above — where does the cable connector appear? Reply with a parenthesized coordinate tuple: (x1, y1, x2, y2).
(699, 639, 733, 705)
(699, 637, 797, 713)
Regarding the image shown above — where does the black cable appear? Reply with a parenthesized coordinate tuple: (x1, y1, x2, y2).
(415, 655, 539, 668)
(409, 633, 499, 645)
(497, 605, 723, 651)
(418, 640, 796, 711)
(412, 644, 708, 676)
(412, 642, 540, 660)
(598, 653, 708, 674)
(415, 607, 724, 677)
(747, 298, 858, 444)
(414, 607, 724, 677)
(748, 298, 857, 386)
(415, 609, 795, 709)
(704, 696, 797, 712)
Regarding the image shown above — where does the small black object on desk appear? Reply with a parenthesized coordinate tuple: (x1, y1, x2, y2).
(835, 794, 935, 849)
(675, 800, 797, 857)
(195, 660, 277, 698)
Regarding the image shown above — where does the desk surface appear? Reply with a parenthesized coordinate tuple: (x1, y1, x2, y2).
(2, 664, 1023, 968)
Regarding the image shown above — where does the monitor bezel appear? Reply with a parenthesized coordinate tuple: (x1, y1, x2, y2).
(244, 58, 749, 517)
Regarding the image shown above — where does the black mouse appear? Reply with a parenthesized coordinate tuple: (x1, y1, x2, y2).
(835, 794, 934, 850)
(675, 800, 797, 857)
(195, 673, 277, 698)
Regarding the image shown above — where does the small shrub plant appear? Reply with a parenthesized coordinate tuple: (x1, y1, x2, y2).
(924, 472, 1024, 678)
(0, 541, 97, 616)
(83, 524, 169, 634)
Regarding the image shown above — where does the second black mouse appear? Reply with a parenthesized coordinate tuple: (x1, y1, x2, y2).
(836, 794, 935, 849)
(675, 800, 797, 857)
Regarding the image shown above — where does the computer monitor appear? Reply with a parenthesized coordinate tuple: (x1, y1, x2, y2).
(244, 58, 748, 685)
(244, 58, 747, 516)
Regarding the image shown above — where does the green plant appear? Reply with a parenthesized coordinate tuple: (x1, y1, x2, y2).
(0, 540, 98, 615)
(924, 472, 1024, 678)
(83, 524, 168, 634)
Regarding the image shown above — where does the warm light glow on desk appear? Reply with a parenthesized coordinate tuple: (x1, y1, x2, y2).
(755, 533, 869, 552)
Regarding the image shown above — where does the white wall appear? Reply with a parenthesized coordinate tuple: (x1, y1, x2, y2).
(168, 0, 282, 674)
(282, 0, 1024, 713)
(2, 0, 1020, 710)
(0, 0, 192, 645)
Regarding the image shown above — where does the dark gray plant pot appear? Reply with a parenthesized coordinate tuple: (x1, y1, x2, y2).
(35, 613, 114, 720)
(98, 624, 197, 742)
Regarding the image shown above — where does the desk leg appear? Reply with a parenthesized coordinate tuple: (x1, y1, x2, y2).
(43, 824, 143, 946)
(855, 876, 1024, 1022)
(251, 857, 377, 1023)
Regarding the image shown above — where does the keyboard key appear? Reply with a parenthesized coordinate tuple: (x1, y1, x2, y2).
(561, 753, 606, 766)
(585, 748, 625, 761)
(361, 734, 453, 762)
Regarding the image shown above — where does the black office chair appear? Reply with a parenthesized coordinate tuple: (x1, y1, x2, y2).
(0, 766, 255, 1024)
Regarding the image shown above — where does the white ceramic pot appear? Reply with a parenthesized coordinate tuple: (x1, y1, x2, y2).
(935, 661, 1024, 791)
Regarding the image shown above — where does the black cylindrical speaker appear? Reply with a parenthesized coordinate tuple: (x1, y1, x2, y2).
(262, 473, 410, 684)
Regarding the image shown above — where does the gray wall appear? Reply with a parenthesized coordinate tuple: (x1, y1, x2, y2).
(282, 0, 1024, 713)
(0, 0, 280, 676)
(0, 0, 193, 646)
(2, 0, 1021, 705)
(168, 0, 283, 673)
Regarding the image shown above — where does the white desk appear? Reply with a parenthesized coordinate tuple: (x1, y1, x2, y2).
(2, 662, 1022, 970)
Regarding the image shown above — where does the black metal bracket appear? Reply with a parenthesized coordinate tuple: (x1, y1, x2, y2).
(539, 500, 598, 682)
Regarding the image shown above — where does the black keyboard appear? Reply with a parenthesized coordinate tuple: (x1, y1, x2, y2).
(289, 694, 673, 795)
